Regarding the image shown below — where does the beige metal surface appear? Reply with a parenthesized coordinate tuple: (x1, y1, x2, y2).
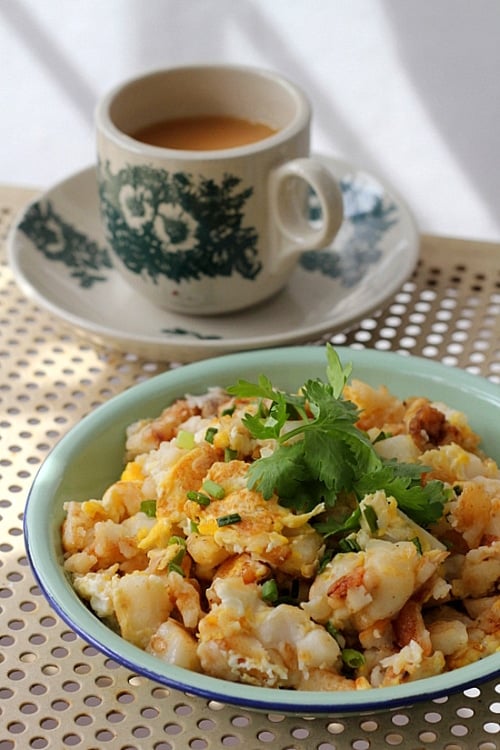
(1, 185, 499, 749)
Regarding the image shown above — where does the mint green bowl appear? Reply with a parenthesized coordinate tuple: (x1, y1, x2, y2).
(24, 346, 500, 715)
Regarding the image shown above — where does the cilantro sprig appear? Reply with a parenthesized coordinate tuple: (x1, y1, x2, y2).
(354, 461, 451, 526)
(227, 344, 448, 533)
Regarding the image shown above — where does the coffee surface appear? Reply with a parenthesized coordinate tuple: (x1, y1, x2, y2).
(132, 115, 277, 150)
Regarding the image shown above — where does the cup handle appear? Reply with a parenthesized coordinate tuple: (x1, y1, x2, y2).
(269, 157, 344, 256)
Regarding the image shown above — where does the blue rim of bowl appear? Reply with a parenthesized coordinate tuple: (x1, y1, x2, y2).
(24, 346, 500, 715)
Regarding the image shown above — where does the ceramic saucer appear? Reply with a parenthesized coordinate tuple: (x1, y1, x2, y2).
(8, 157, 419, 362)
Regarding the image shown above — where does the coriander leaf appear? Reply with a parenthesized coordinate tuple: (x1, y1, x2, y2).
(228, 375, 307, 440)
(326, 343, 352, 399)
(246, 442, 309, 500)
(403, 480, 451, 525)
(339, 426, 383, 475)
(380, 460, 427, 481)
(241, 395, 288, 440)
(228, 374, 305, 411)
(304, 429, 359, 492)
(300, 379, 360, 433)
(354, 462, 448, 525)
(226, 374, 279, 401)
(229, 347, 449, 533)
(295, 377, 378, 494)
(278, 478, 337, 512)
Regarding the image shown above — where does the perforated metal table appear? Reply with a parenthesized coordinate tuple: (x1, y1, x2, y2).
(1, 185, 499, 749)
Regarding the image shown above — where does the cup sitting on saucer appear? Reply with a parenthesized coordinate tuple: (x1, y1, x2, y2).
(95, 64, 344, 315)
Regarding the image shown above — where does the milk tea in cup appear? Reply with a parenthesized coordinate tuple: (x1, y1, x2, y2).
(96, 65, 344, 315)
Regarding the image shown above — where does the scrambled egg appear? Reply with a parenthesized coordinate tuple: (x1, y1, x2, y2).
(61, 379, 500, 690)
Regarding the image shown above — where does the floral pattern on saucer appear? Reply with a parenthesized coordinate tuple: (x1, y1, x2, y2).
(9, 158, 418, 362)
(300, 177, 398, 285)
(18, 171, 397, 293)
(18, 200, 112, 288)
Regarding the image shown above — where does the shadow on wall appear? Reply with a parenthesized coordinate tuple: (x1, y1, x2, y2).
(130, 0, 375, 172)
(132, 0, 500, 236)
(2, 0, 369, 172)
(1, 0, 96, 126)
(4, 0, 499, 237)
(382, 0, 500, 232)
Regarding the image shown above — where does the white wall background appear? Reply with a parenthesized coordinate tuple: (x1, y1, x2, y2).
(1, 0, 499, 241)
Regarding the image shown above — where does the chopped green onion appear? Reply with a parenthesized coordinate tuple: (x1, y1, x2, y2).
(342, 648, 365, 669)
(186, 490, 211, 506)
(204, 427, 218, 444)
(140, 499, 157, 518)
(224, 448, 238, 462)
(171, 548, 183, 564)
(176, 430, 195, 450)
(326, 621, 346, 648)
(362, 505, 378, 533)
(171, 548, 186, 566)
(167, 536, 186, 566)
(325, 621, 340, 640)
(411, 536, 423, 555)
(202, 479, 226, 499)
(168, 562, 185, 577)
(168, 535, 186, 548)
(221, 405, 236, 416)
(261, 579, 279, 603)
(339, 537, 361, 553)
(217, 513, 242, 527)
(319, 550, 334, 572)
(189, 520, 199, 533)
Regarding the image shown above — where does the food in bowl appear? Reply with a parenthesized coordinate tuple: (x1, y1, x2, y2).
(61, 345, 500, 691)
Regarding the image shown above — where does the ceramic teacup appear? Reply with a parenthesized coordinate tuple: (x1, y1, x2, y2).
(96, 65, 344, 315)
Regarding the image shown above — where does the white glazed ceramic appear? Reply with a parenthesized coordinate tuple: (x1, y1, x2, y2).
(8, 157, 419, 362)
(24, 346, 500, 715)
(96, 65, 344, 314)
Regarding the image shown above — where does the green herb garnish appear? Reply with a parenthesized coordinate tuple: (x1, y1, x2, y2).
(176, 430, 195, 450)
(362, 504, 378, 533)
(261, 579, 279, 603)
(202, 479, 226, 499)
(227, 344, 449, 537)
(168, 562, 185, 577)
(342, 648, 365, 669)
(411, 536, 423, 555)
(338, 536, 362, 553)
(325, 621, 341, 640)
(140, 499, 157, 518)
(186, 490, 211, 506)
(217, 513, 242, 527)
(167, 536, 186, 575)
(168, 535, 187, 548)
(204, 427, 218, 444)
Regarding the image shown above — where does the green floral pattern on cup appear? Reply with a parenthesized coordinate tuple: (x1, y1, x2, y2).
(98, 161, 262, 284)
(18, 171, 397, 299)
